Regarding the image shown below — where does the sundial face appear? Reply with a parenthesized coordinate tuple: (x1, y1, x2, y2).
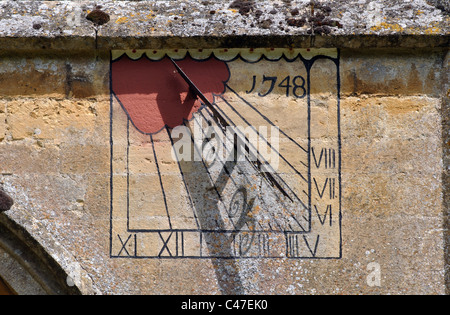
(110, 48, 342, 259)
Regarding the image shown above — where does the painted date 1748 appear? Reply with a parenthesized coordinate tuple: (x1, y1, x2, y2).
(246, 75, 306, 98)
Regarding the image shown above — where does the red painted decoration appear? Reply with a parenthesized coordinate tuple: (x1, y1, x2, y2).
(112, 56, 230, 134)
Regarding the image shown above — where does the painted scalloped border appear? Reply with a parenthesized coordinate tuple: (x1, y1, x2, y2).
(111, 48, 338, 62)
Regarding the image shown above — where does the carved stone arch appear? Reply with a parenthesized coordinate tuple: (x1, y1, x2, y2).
(0, 214, 81, 295)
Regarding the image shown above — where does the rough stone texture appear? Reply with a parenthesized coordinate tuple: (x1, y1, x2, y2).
(0, 1, 448, 295)
(0, 0, 448, 50)
(0, 214, 81, 294)
(443, 45, 449, 295)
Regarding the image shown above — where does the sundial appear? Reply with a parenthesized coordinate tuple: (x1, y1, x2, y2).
(109, 48, 342, 259)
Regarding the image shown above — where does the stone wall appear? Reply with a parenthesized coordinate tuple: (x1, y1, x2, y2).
(0, 0, 448, 295)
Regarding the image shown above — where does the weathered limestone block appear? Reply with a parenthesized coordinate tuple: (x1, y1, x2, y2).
(0, 0, 447, 296)
(0, 0, 448, 50)
(341, 49, 445, 96)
